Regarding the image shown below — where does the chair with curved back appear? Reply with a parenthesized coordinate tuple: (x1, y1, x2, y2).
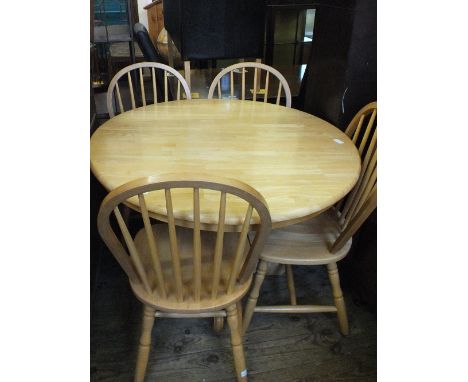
(97, 174, 272, 382)
(106, 62, 191, 118)
(242, 102, 377, 336)
(335, 101, 377, 214)
(207, 62, 292, 107)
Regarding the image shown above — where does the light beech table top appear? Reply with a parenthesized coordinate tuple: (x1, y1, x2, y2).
(91, 99, 361, 230)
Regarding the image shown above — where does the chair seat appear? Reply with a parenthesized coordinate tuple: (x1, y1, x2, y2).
(131, 224, 252, 313)
(259, 208, 352, 265)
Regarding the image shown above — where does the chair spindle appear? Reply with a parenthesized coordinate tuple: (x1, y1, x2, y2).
(354, 166, 377, 215)
(241, 68, 246, 100)
(151, 67, 157, 103)
(227, 205, 253, 294)
(114, 206, 152, 293)
(165, 188, 184, 302)
(253, 68, 258, 102)
(139, 68, 146, 106)
(164, 71, 168, 102)
(115, 83, 124, 113)
(138, 193, 167, 298)
(361, 129, 377, 172)
(276, 82, 282, 105)
(331, 188, 377, 254)
(346, 156, 377, 223)
(340, 149, 377, 227)
(230, 71, 234, 98)
(193, 188, 202, 301)
(264, 71, 269, 103)
(211, 192, 226, 299)
(127, 72, 136, 110)
(358, 109, 376, 155)
(352, 115, 365, 144)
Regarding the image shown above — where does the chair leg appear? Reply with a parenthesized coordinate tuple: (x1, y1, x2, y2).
(242, 260, 268, 335)
(134, 305, 156, 382)
(213, 317, 224, 334)
(213, 302, 242, 335)
(236, 301, 243, 332)
(327, 262, 349, 336)
(285, 264, 297, 305)
(227, 304, 248, 382)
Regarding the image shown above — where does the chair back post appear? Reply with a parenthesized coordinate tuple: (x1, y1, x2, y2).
(106, 62, 192, 118)
(331, 188, 376, 254)
(333, 101, 377, 253)
(207, 62, 292, 107)
(97, 174, 272, 304)
(344, 101, 377, 144)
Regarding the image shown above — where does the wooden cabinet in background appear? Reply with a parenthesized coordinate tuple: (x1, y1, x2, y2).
(144, 0, 164, 46)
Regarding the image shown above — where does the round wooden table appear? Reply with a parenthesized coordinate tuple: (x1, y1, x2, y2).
(91, 99, 361, 230)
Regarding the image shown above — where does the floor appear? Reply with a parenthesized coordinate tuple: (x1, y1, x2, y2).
(90, 234, 376, 381)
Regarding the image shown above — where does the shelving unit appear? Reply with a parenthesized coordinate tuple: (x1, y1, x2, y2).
(91, 0, 138, 90)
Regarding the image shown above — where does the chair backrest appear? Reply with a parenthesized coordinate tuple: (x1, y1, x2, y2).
(207, 62, 292, 108)
(97, 174, 272, 304)
(331, 102, 377, 253)
(106, 62, 191, 118)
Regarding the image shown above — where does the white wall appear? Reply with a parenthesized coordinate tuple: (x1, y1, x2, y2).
(137, 0, 152, 28)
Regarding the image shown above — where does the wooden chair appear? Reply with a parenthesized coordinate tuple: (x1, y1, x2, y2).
(207, 62, 292, 107)
(106, 62, 191, 118)
(97, 174, 272, 382)
(242, 102, 377, 336)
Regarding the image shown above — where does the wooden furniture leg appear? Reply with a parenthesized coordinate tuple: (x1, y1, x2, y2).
(227, 304, 248, 382)
(134, 305, 156, 382)
(242, 260, 268, 335)
(213, 317, 224, 334)
(327, 262, 349, 335)
(184, 61, 191, 90)
(285, 264, 297, 305)
(213, 301, 241, 335)
(236, 301, 243, 334)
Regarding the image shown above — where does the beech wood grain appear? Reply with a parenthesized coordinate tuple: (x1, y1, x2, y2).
(91, 99, 361, 231)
